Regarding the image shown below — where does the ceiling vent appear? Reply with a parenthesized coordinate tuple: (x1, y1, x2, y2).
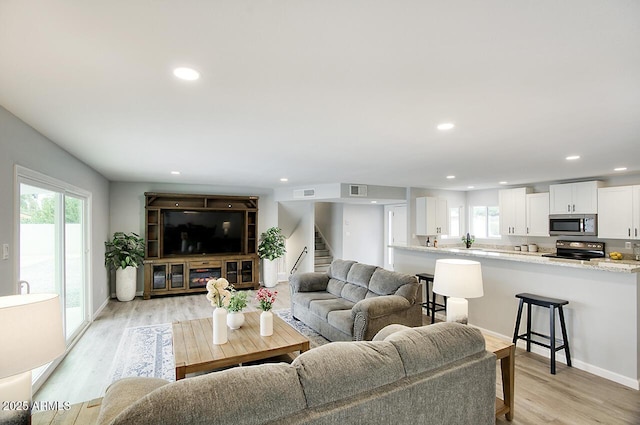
(349, 184, 368, 197)
(293, 188, 316, 199)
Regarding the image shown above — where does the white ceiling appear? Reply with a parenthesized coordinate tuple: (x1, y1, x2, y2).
(1, 1, 639, 191)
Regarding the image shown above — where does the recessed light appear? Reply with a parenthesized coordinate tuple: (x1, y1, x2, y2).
(499, 181, 508, 185)
(371, 201, 378, 204)
(171, 171, 181, 175)
(173, 67, 200, 81)
(467, 186, 475, 189)
(614, 167, 627, 172)
(565, 155, 580, 161)
(437, 123, 455, 131)
(446, 175, 456, 179)
(280, 178, 289, 182)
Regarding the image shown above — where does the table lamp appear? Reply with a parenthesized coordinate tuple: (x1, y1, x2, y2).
(432, 259, 483, 324)
(0, 294, 65, 424)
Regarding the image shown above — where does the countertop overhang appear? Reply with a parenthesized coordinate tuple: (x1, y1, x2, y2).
(391, 244, 640, 274)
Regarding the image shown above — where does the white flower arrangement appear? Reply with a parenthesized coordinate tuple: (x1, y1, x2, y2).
(206, 278, 232, 308)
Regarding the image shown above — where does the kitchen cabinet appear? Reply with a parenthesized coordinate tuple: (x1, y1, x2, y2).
(526, 192, 549, 237)
(549, 181, 601, 214)
(416, 197, 448, 236)
(499, 187, 530, 236)
(597, 186, 640, 239)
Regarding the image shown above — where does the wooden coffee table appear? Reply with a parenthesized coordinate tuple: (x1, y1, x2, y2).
(483, 333, 515, 421)
(172, 311, 310, 380)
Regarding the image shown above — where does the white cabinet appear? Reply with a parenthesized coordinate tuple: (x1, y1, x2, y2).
(526, 193, 549, 237)
(499, 187, 530, 236)
(597, 186, 640, 239)
(416, 197, 448, 236)
(549, 181, 601, 214)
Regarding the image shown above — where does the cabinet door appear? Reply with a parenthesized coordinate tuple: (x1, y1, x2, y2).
(152, 264, 168, 291)
(633, 186, 640, 240)
(435, 198, 448, 235)
(512, 188, 528, 235)
(226, 261, 239, 284)
(598, 186, 633, 239)
(549, 184, 574, 214)
(241, 260, 254, 283)
(169, 263, 185, 290)
(526, 193, 549, 237)
(572, 181, 599, 214)
(499, 189, 514, 235)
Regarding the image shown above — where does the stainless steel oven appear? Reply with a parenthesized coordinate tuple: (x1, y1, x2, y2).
(549, 214, 597, 236)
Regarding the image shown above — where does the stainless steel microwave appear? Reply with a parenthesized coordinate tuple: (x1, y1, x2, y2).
(549, 214, 597, 236)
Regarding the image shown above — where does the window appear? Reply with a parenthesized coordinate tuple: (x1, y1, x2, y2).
(471, 206, 500, 238)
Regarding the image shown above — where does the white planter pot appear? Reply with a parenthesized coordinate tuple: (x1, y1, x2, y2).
(213, 307, 228, 345)
(115, 267, 137, 302)
(262, 259, 278, 288)
(227, 311, 245, 330)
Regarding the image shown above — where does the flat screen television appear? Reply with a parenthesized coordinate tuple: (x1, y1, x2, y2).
(162, 210, 243, 256)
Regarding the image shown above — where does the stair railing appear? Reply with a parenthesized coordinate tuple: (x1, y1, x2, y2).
(290, 246, 308, 275)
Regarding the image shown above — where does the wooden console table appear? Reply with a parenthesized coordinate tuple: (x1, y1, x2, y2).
(483, 333, 515, 421)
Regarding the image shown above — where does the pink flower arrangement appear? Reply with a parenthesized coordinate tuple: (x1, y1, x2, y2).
(256, 288, 277, 311)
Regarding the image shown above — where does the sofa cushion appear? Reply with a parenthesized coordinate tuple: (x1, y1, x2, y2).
(327, 309, 354, 335)
(384, 322, 486, 377)
(292, 341, 405, 408)
(326, 278, 346, 297)
(346, 263, 378, 287)
(340, 283, 368, 303)
(293, 291, 338, 309)
(98, 377, 169, 425)
(107, 364, 306, 425)
(309, 298, 355, 320)
(369, 268, 417, 297)
(328, 259, 356, 281)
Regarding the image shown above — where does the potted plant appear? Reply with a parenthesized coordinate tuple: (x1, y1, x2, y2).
(258, 227, 286, 288)
(105, 232, 145, 302)
(226, 290, 248, 329)
(256, 288, 278, 336)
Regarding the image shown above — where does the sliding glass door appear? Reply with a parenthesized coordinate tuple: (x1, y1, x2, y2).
(16, 168, 90, 385)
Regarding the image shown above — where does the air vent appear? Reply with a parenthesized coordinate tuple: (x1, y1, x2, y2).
(349, 184, 367, 197)
(293, 188, 316, 199)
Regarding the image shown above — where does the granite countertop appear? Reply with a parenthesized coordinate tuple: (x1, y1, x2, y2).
(391, 244, 640, 274)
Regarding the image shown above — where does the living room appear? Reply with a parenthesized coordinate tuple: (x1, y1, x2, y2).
(1, 1, 640, 424)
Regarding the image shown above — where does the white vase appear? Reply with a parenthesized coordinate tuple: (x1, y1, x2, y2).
(227, 311, 245, 330)
(263, 259, 278, 288)
(260, 310, 273, 336)
(213, 307, 228, 344)
(115, 267, 137, 302)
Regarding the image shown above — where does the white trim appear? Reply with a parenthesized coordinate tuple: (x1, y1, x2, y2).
(93, 297, 110, 321)
(471, 324, 640, 390)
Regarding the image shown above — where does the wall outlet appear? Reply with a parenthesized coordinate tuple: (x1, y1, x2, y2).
(2, 244, 8, 260)
(625, 241, 632, 249)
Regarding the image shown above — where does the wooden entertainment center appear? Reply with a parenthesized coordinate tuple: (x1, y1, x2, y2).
(143, 192, 260, 299)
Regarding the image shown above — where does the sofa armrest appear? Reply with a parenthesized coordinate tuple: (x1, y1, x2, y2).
(97, 377, 169, 425)
(289, 272, 329, 293)
(351, 295, 410, 320)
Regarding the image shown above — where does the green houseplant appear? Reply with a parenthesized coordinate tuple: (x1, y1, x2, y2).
(226, 290, 248, 329)
(258, 227, 286, 288)
(105, 232, 145, 301)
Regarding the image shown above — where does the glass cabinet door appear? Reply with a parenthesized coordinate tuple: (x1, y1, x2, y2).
(170, 264, 185, 289)
(226, 262, 238, 284)
(241, 260, 253, 283)
(152, 264, 167, 290)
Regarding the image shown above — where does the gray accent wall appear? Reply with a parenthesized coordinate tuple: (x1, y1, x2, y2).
(0, 106, 110, 315)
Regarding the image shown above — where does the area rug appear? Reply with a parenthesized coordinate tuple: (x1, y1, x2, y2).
(107, 323, 175, 384)
(107, 309, 328, 385)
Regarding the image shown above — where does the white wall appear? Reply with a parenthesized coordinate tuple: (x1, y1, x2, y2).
(279, 201, 314, 275)
(109, 181, 278, 293)
(0, 106, 110, 315)
(342, 203, 384, 266)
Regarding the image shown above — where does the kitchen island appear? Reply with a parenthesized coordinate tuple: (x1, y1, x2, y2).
(391, 244, 640, 389)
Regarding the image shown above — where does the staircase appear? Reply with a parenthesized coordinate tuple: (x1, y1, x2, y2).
(314, 229, 333, 273)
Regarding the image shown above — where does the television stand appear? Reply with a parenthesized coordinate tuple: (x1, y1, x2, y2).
(143, 193, 260, 299)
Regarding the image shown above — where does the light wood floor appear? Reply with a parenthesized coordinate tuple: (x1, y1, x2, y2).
(35, 282, 640, 424)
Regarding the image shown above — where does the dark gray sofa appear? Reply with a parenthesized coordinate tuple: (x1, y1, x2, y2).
(96, 323, 496, 425)
(289, 259, 421, 341)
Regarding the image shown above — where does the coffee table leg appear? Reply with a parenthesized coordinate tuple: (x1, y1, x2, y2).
(501, 345, 515, 421)
(300, 341, 310, 353)
(176, 365, 186, 381)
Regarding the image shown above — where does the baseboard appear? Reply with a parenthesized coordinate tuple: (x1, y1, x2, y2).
(470, 324, 640, 390)
(93, 297, 110, 321)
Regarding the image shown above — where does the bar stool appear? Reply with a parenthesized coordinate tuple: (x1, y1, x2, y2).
(512, 293, 572, 374)
(415, 273, 447, 324)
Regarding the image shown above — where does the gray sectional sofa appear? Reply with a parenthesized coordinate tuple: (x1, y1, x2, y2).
(97, 323, 496, 425)
(289, 259, 421, 341)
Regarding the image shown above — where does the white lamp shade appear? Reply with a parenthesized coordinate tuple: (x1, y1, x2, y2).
(432, 259, 484, 299)
(0, 294, 65, 378)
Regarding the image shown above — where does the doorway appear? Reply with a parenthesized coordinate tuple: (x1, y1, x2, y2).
(385, 204, 407, 270)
